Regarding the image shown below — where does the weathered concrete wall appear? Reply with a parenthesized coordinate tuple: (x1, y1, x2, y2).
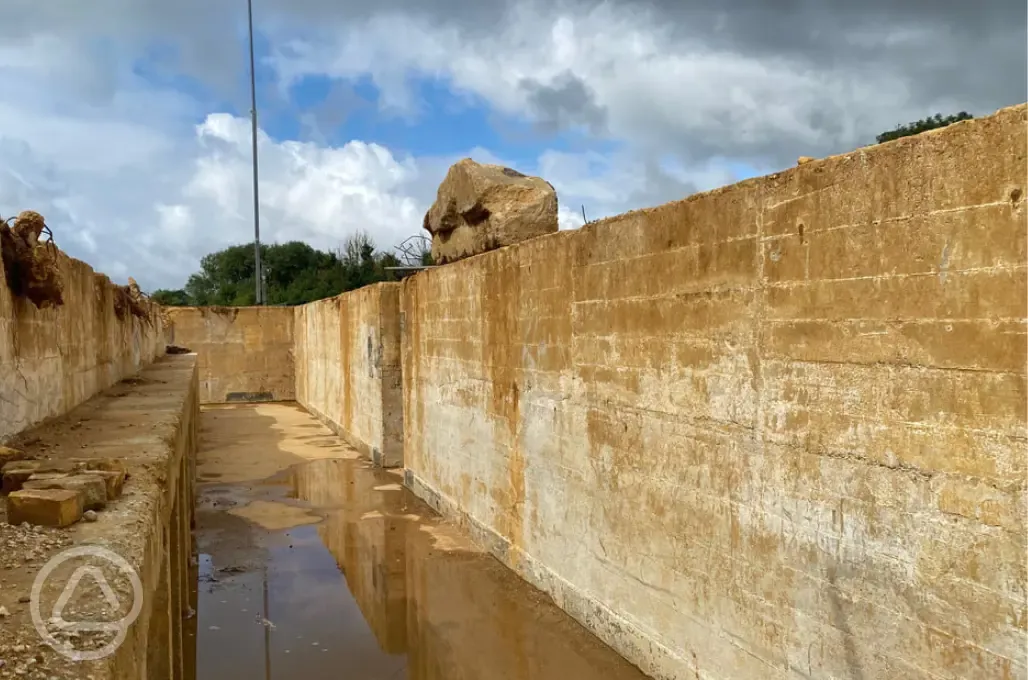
(0, 250, 164, 441)
(164, 306, 295, 404)
(294, 283, 404, 467)
(401, 104, 1028, 680)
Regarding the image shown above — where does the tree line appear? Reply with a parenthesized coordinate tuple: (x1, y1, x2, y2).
(875, 111, 973, 145)
(152, 231, 431, 307)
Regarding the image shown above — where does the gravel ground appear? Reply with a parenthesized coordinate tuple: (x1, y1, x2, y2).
(0, 519, 77, 679)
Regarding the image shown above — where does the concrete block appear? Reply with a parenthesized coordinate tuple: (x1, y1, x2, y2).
(24, 474, 108, 510)
(35, 460, 84, 474)
(3, 460, 92, 493)
(26, 472, 70, 482)
(90, 470, 127, 499)
(7, 489, 84, 527)
(2, 461, 40, 494)
(0, 447, 26, 466)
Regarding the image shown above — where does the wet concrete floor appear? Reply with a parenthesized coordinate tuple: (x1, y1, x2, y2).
(190, 403, 649, 680)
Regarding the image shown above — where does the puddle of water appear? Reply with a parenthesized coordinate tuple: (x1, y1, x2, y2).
(193, 456, 648, 680)
(228, 499, 321, 531)
(195, 526, 406, 679)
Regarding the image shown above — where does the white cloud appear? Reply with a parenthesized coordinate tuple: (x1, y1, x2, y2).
(0, 45, 439, 291)
(173, 113, 426, 258)
(263, 4, 962, 166)
(0, 0, 1021, 292)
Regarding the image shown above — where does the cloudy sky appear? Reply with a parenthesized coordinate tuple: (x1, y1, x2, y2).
(0, 0, 1024, 290)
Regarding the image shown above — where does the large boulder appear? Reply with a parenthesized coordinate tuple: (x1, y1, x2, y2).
(423, 159, 558, 264)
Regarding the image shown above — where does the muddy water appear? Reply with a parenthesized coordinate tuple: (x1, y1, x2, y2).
(191, 405, 648, 680)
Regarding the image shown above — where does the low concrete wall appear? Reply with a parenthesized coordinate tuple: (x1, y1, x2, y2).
(401, 104, 1027, 680)
(294, 283, 403, 467)
(164, 306, 294, 404)
(0, 250, 164, 441)
(1, 354, 198, 679)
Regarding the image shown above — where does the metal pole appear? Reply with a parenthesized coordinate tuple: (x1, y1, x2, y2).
(247, 0, 263, 305)
(263, 564, 271, 680)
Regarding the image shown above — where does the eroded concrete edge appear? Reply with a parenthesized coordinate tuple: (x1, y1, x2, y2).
(100, 355, 198, 679)
(111, 355, 198, 679)
(404, 470, 686, 680)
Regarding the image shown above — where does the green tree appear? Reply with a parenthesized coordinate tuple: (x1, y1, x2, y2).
(876, 112, 973, 144)
(185, 243, 262, 306)
(263, 241, 349, 305)
(151, 289, 192, 306)
(176, 236, 402, 307)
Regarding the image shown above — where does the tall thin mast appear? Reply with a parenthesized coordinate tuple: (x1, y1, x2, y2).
(247, 0, 263, 304)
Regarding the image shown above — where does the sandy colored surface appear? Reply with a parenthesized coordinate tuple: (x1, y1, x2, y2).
(0, 246, 164, 441)
(192, 402, 649, 680)
(228, 500, 321, 531)
(0, 355, 197, 680)
(198, 404, 359, 484)
(164, 306, 295, 404)
(401, 104, 1028, 680)
(293, 282, 404, 467)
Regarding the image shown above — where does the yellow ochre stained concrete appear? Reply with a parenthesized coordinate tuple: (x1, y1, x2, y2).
(1, 102, 1024, 680)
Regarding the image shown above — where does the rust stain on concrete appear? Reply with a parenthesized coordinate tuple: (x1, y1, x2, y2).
(401, 104, 1028, 680)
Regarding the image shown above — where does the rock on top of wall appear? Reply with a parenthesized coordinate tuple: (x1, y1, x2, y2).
(423, 158, 558, 265)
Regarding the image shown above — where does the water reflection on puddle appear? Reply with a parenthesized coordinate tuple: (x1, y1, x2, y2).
(193, 458, 648, 680)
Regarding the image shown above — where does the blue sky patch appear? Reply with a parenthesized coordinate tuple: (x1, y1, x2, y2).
(129, 28, 633, 179)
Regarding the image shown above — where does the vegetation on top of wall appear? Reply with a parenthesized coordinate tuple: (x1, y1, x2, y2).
(151, 288, 192, 306)
(0, 210, 64, 309)
(876, 111, 973, 144)
(153, 232, 415, 307)
(113, 277, 157, 326)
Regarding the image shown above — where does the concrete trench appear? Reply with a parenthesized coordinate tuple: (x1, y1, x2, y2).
(0, 355, 647, 679)
(188, 402, 648, 679)
(2, 105, 1025, 680)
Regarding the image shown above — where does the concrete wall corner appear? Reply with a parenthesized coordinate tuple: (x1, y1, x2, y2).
(163, 306, 295, 404)
(294, 282, 405, 468)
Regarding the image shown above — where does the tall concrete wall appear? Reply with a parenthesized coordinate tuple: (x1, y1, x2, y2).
(0, 250, 164, 441)
(159, 284, 404, 468)
(400, 104, 1028, 680)
(294, 283, 404, 467)
(164, 306, 295, 404)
